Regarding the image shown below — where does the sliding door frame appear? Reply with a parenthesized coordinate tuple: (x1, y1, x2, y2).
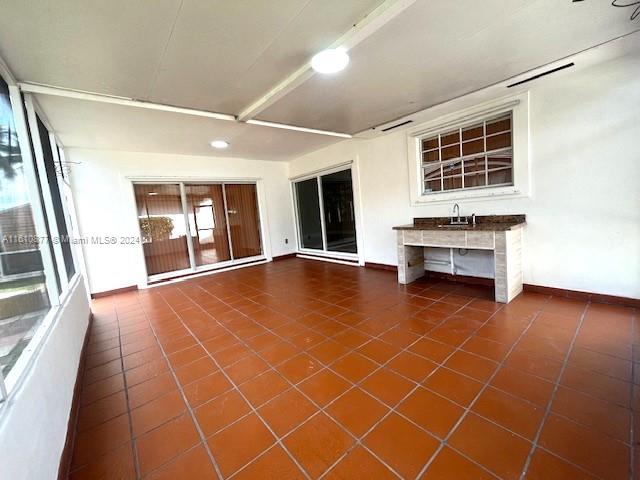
(290, 161, 364, 265)
(127, 177, 270, 287)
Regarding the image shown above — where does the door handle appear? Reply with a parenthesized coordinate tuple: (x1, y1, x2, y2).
(227, 209, 237, 214)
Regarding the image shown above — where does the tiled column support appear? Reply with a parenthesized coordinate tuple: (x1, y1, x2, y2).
(494, 228, 524, 303)
(397, 231, 425, 284)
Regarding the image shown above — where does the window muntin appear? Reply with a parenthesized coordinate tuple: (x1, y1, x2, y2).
(421, 112, 513, 194)
(0, 76, 51, 378)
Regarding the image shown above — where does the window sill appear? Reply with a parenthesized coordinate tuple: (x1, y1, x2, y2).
(411, 186, 528, 205)
(1, 273, 82, 406)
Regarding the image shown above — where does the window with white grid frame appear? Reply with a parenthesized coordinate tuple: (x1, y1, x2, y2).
(421, 112, 513, 194)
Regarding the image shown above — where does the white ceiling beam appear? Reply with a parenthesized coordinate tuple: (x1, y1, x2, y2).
(237, 0, 417, 122)
(246, 119, 351, 138)
(18, 81, 353, 138)
(18, 82, 238, 122)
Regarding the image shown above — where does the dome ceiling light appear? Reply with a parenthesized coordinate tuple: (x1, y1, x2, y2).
(311, 48, 350, 74)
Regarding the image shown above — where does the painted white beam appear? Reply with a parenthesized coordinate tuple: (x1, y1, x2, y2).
(246, 119, 351, 138)
(18, 82, 237, 122)
(18, 81, 353, 138)
(237, 0, 417, 122)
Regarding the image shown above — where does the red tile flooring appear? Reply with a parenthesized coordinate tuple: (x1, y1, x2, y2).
(68, 258, 637, 479)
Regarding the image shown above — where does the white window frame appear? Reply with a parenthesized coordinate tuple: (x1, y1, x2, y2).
(0, 64, 81, 402)
(406, 92, 530, 205)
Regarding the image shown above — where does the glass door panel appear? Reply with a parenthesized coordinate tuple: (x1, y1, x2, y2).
(184, 184, 231, 266)
(320, 169, 357, 253)
(294, 178, 323, 250)
(134, 184, 190, 275)
(224, 184, 262, 259)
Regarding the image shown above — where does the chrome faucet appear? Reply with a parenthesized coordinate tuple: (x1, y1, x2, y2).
(450, 203, 469, 225)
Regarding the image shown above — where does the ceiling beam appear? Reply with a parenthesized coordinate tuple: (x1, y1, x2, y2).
(18, 81, 353, 138)
(18, 82, 238, 122)
(237, 0, 417, 122)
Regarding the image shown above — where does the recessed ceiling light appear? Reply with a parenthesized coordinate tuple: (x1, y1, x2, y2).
(311, 48, 349, 74)
(210, 139, 229, 149)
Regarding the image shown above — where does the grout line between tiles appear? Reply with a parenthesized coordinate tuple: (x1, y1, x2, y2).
(148, 291, 313, 480)
(413, 295, 553, 479)
(131, 305, 225, 480)
(86, 266, 633, 480)
(185, 281, 504, 479)
(115, 302, 142, 480)
(518, 302, 591, 479)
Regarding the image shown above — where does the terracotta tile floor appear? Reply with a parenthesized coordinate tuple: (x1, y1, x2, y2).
(68, 258, 637, 479)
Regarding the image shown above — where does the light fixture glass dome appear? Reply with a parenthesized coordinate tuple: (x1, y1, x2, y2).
(311, 48, 350, 74)
(210, 140, 229, 149)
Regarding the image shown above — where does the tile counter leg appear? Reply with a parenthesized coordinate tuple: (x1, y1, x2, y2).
(397, 232, 425, 284)
(494, 228, 524, 303)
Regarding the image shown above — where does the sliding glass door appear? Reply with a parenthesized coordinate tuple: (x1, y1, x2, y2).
(134, 182, 262, 281)
(185, 184, 231, 266)
(294, 168, 357, 256)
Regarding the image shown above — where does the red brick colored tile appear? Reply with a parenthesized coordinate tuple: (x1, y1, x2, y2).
(207, 413, 275, 477)
(131, 390, 186, 437)
(127, 371, 177, 409)
(145, 446, 217, 480)
(397, 387, 464, 438)
(423, 368, 483, 407)
(526, 449, 598, 480)
(284, 413, 354, 478)
(238, 369, 290, 407)
(364, 413, 439, 478)
(326, 387, 388, 437)
(421, 446, 495, 480)
(552, 386, 630, 443)
(194, 389, 251, 436)
(72, 261, 636, 479)
(69, 442, 136, 480)
(388, 351, 438, 382)
(490, 367, 555, 407)
(298, 369, 351, 406)
(233, 445, 305, 480)
(360, 368, 415, 407)
(324, 446, 397, 479)
(259, 389, 318, 436)
(449, 413, 531, 479)
(182, 371, 233, 407)
(276, 353, 322, 383)
(539, 414, 629, 480)
(77, 390, 128, 432)
(357, 338, 401, 364)
(331, 352, 378, 382)
(136, 414, 200, 475)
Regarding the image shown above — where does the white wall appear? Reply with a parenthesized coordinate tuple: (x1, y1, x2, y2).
(0, 278, 91, 480)
(67, 150, 297, 294)
(289, 53, 640, 299)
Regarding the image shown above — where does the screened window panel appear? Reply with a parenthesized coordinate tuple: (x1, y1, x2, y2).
(0, 76, 50, 377)
(37, 116, 75, 281)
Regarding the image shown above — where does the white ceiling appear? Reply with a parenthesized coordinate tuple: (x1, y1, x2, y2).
(33, 94, 338, 161)
(1, 0, 638, 160)
(258, 0, 640, 133)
